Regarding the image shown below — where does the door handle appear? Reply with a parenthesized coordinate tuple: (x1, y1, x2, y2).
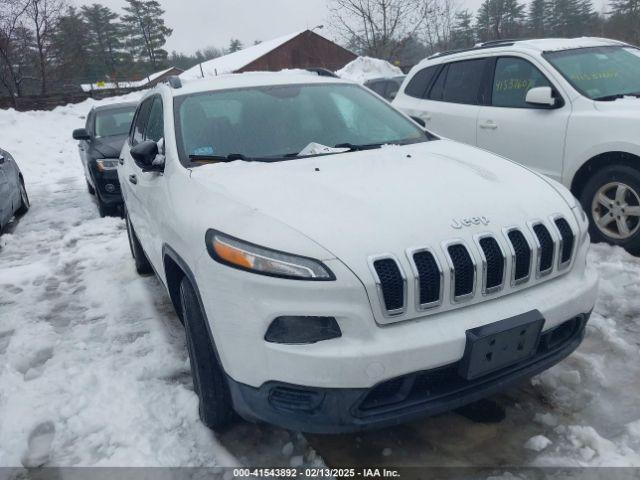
(119, 158, 124, 165)
(480, 121, 498, 130)
(128, 174, 138, 185)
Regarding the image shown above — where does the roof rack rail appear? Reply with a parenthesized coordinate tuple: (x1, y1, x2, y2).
(428, 41, 517, 60)
(167, 75, 182, 89)
(475, 38, 528, 47)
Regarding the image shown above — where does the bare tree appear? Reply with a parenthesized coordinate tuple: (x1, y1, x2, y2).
(0, 0, 30, 100)
(329, 0, 427, 60)
(24, 0, 65, 94)
(419, 0, 460, 53)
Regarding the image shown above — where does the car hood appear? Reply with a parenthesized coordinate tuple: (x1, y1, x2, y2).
(92, 135, 127, 158)
(190, 140, 575, 271)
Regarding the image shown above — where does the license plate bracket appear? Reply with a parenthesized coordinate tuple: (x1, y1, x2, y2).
(458, 310, 545, 380)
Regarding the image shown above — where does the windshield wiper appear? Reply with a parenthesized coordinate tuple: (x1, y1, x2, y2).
(189, 153, 253, 162)
(334, 142, 385, 151)
(594, 92, 640, 101)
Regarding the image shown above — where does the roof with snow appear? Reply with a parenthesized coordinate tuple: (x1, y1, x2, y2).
(180, 30, 356, 80)
(181, 31, 303, 80)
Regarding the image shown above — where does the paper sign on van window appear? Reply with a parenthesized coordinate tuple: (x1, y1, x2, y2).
(192, 146, 215, 156)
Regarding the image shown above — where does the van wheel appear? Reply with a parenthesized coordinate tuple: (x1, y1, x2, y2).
(580, 164, 640, 255)
(179, 277, 235, 430)
(125, 207, 152, 274)
(15, 179, 30, 216)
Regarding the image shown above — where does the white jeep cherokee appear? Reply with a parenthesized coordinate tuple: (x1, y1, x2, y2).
(119, 72, 597, 433)
(393, 37, 640, 254)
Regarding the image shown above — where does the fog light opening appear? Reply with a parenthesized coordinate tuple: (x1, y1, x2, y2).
(104, 183, 116, 193)
(265, 316, 341, 344)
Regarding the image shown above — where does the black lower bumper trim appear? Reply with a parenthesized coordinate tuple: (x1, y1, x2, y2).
(227, 313, 590, 434)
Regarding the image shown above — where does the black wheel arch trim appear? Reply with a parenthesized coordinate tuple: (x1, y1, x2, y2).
(161, 243, 229, 372)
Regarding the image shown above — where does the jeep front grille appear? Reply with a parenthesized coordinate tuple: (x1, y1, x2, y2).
(533, 223, 554, 275)
(446, 243, 475, 301)
(478, 236, 505, 292)
(554, 217, 575, 268)
(411, 250, 442, 308)
(369, 216, 576, 320)
(507, 229, 532, 283)
(372, 257, 406, 315)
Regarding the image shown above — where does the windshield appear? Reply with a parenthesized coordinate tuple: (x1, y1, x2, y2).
(95, 107, 136, 138)
(174, 83, 427, 162)
(544, 46, 640, 100)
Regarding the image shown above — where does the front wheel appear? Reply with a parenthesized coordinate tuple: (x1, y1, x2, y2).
(580, 164, 640, 255)
(15, 178, 30, 216)
(179, 277, 235, 430)
(125, 207, 153, 274)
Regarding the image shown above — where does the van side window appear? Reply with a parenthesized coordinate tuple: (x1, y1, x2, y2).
(492, 57, 553, 108)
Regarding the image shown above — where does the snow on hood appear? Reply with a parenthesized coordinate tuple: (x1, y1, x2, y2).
(337, 56, 403, 83)
(190, 139, 572, 274)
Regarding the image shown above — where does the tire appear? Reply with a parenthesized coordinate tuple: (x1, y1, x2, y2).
(15, 178, 29, 216)
(179, 276, 235, 430)
(580, 164, 640, 255)
(125, 207, 153, 274)
(97, 194, 116, 218)
(87, 180, 95, 195)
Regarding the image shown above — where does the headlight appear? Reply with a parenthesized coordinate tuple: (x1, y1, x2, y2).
(205, 230, 335, 280)
(96, 159, 119, 172)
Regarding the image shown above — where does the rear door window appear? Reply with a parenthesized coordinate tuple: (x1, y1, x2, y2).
(440, 59, 488, 104)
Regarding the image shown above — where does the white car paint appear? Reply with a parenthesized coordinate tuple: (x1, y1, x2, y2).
(119, 73, 597, 421)
(393, 37, 640, 186)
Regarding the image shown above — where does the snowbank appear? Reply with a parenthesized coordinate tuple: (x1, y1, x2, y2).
(337, 56, 404, 83)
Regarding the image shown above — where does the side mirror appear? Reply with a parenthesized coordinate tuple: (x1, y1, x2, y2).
(0, 154, 5, 164)
(131, 140, 163, 171)
(73, 128, 91, 141)
(525, 86, 557, 107)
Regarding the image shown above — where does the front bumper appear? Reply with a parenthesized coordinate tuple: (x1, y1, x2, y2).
(228, 313, 589, 433)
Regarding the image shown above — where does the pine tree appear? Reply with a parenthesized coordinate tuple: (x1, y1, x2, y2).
(450, 10, 476, 48)
(121, 0, 172, 68)
(52, 7, 91, 84)
(81, 4, 127, 83)
(475, 0, 525, 41)
(528, 0, 549, 36)
(608, 0, 640, 43)
(228, 38, 243, 53)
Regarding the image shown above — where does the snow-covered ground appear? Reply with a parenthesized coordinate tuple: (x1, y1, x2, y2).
(0, 91, 639, 468)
